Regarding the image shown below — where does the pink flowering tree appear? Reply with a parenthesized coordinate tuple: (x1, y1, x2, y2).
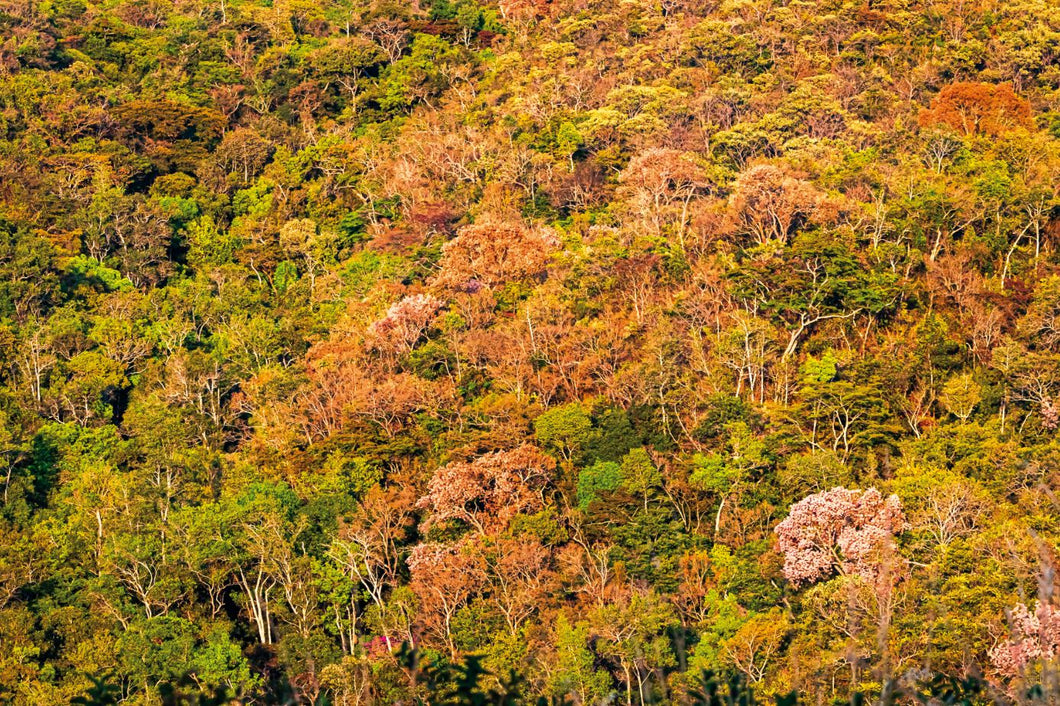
(990, 600, 1060, 679)
(367, 294, 444, 353)
(774, 487, 906, 588)
(417, 444, 556, 534)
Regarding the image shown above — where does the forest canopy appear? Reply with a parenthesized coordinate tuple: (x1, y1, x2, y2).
(1, 0, 1060, 703)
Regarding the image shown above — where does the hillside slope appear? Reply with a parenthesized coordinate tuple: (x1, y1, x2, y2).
(1, 0, 1060, 702)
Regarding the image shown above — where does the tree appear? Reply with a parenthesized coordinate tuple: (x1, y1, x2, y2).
(891, 467, 988, 549)
(191, 628, 261, 696)
(434, 218, 559, 289)
(789, 377, 896, 462)
(329, 484, 416, 652)
(548, 614, 612, 705)
(620, 447, 661, 510)
(49, 350, 128, 425)
(990, 598, 1060, 681)
(533, 402, 593, 463)
(498, 0, 550, 22)
(690, 422, 770, 538)
(1018, 276, 1060, 351)
(407, 541, 484, 657)
(308, 37, 385, 106)
(365, 18, 409, 63)
(0, 222, 60, 322)
(214, 127, 272, 185)
(81, 190, 173, 288)
(219, 483, 302, 646)
(589, 590, 678, 706)
(116, 616, 198, 689)
(617, 148, 709, 248)
(939, 373, 982, 422)
(729, 235, 897, 363)
(919, 82, 1033, 137)
(774, 487, 906, 587)
(577, 460, 623, 510)
(104, 529, 185, 619)
(278, 218, 338, 296)
(728, 164, 822, 246)
(721, 609, 790, 684)
(367, 294, 444, 354)
(991, 340, 1060, 431)
(417, 445, 556, 534)
(481, 535, 551, 635)
(716, 312, 776, 404)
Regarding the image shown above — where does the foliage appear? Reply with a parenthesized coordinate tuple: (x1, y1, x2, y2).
(1, 0, 1060, 702)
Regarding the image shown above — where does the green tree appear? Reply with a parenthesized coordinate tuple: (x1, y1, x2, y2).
(534, 402, 594, 463)
(549, 614, 612, 704)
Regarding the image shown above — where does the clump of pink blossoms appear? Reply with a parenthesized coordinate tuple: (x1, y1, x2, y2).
(367, 294, 444, 353)
(774, 486, 906, 587)
(990, 600, 1060, 678)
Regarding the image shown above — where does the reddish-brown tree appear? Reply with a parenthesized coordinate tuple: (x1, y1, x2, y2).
(728, 164, 821, 246)
(617, 148, 710, 247)
(434, 218, 559, 289)
(482, 535, 552, 635)
(406, 541, 485, 656)
(919, 82, 1034, 136)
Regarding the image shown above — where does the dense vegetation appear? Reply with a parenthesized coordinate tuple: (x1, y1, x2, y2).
(1, 0, 1060, 702)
